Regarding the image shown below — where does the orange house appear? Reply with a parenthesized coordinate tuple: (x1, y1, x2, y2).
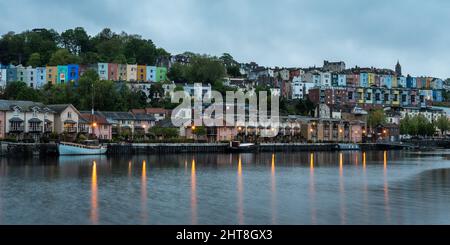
(137, 65, 147, 82)
(46, 66, 57, 84)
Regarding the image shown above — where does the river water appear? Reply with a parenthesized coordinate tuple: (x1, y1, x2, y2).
(0, 150, 449, 224)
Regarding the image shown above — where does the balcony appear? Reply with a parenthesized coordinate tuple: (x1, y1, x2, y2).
(64, 127, 77, 133)
(29, 126, 43, 133)
(44, 125, 53, 133)
(78, 127, 89, 133)
(10, 125, 25, 132)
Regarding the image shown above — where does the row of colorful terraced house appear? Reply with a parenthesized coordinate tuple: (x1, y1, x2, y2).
(0, 63, 168, 89)
(308, 86, 443, 110)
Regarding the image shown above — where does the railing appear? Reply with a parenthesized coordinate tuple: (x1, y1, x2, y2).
(10, 126, 25, 132)
(60, 142, 104, 150)
(64, 127, 77, 133)
(78, 127, 89, 133)
(44, 126, 53, 132)
(28, 126, 43, 132)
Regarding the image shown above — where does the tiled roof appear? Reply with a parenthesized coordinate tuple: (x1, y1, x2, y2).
(0, 100, 55, 113)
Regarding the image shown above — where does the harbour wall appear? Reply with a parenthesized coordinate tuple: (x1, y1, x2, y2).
(0, 141, 413, 157)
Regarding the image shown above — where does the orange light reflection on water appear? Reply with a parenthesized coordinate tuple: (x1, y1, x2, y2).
(90, 161, 98, 225)
(191, 159, 197, 225)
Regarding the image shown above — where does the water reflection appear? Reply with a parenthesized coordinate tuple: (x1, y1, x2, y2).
(141, 160, 147, 223)
(90, 161, 98, 225)
(191, 159, 197, 225)
(309, 153, 316, 224)
(271, 153, 277, 225)
(339, 153, 346, 224)
(383, 151, 391, 223)
(237, 155, 244, 224)
(0, 151, 449, 225)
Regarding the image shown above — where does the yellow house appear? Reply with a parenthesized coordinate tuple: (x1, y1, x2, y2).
(392, 76, 398, 88)
(137, 65, 147, 82)
(392, 90, 400, 106)
(46, 66, 57, 84)
(368, 73, 375, 86)
(126, 64, 137, 81)
(357, 88, 365, 104)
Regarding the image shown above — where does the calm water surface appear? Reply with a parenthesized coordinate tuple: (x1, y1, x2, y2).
(0, 150, 450, 224)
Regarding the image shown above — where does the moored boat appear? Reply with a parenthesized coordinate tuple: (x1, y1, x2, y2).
(58, 141, 107, 155)
(337, 143, 360, 151)
(227, 141, 258, 153)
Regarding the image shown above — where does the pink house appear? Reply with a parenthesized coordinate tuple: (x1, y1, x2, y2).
(80, 113, 112, 140)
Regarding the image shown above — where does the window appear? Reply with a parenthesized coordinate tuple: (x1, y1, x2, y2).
(68, 111, 72, 118)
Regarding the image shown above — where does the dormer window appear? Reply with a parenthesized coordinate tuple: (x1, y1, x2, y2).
(13, 107, 20, 116)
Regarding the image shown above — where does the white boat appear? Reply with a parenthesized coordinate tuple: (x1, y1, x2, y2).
(58, 141, 107, 155)
(228, 141, 258, 152)
(337, 143, 360, 151)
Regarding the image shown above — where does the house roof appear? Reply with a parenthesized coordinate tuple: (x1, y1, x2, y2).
(0, 100, 55, 113)
(80, 113, 110, 125)
(81, 111, 157, 122)
(47, 104, 79, 114)
(131, 108, 170, 115)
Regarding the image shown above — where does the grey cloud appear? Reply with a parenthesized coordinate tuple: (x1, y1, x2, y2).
(0, 0, 449, 78)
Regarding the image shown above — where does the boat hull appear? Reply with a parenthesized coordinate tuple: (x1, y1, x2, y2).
(58, 144, 107, 155)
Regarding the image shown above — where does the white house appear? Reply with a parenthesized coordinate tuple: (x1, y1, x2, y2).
(292, 76, 303, 99)
(0, 68, 7, 89)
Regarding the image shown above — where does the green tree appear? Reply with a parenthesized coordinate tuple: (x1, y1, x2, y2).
(49, 49, 81, 65)
(367, 109, 387, 129)
(436, 115, 449, 135)
(27, 52, 41, 67)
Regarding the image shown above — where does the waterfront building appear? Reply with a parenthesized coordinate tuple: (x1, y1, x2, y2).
(98, 63, 108, 80)
(0, 100, 55, 141)
(137, 65, 147, 82)
(57, 65, 68, 84)
(46, 66, 57, 84)
(108, 63, 118, 81)
(47, 104, 81, 135)
(130, 108, 170, 122)
(79, 113, 112, 140)
(126, 64, 137, 81)
(400, 106, 446, 123)
(90, 111, 156, 138)
(67, 64, 79, 82)
(146, 66, 157, 82)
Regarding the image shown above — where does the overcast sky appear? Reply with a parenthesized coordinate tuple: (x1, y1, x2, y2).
(1, 0, 450, 78)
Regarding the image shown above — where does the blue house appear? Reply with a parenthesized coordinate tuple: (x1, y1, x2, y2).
(359, 73, 369, 87)
(7, 64, 17, 82)
(35, 67, 46, 88)
(146, 66, 156, 82)
(406, 76, 417, 88)
(67, 64, 79, 81)
(433, 90, 443, 102)
(97, 63, 108, 80)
